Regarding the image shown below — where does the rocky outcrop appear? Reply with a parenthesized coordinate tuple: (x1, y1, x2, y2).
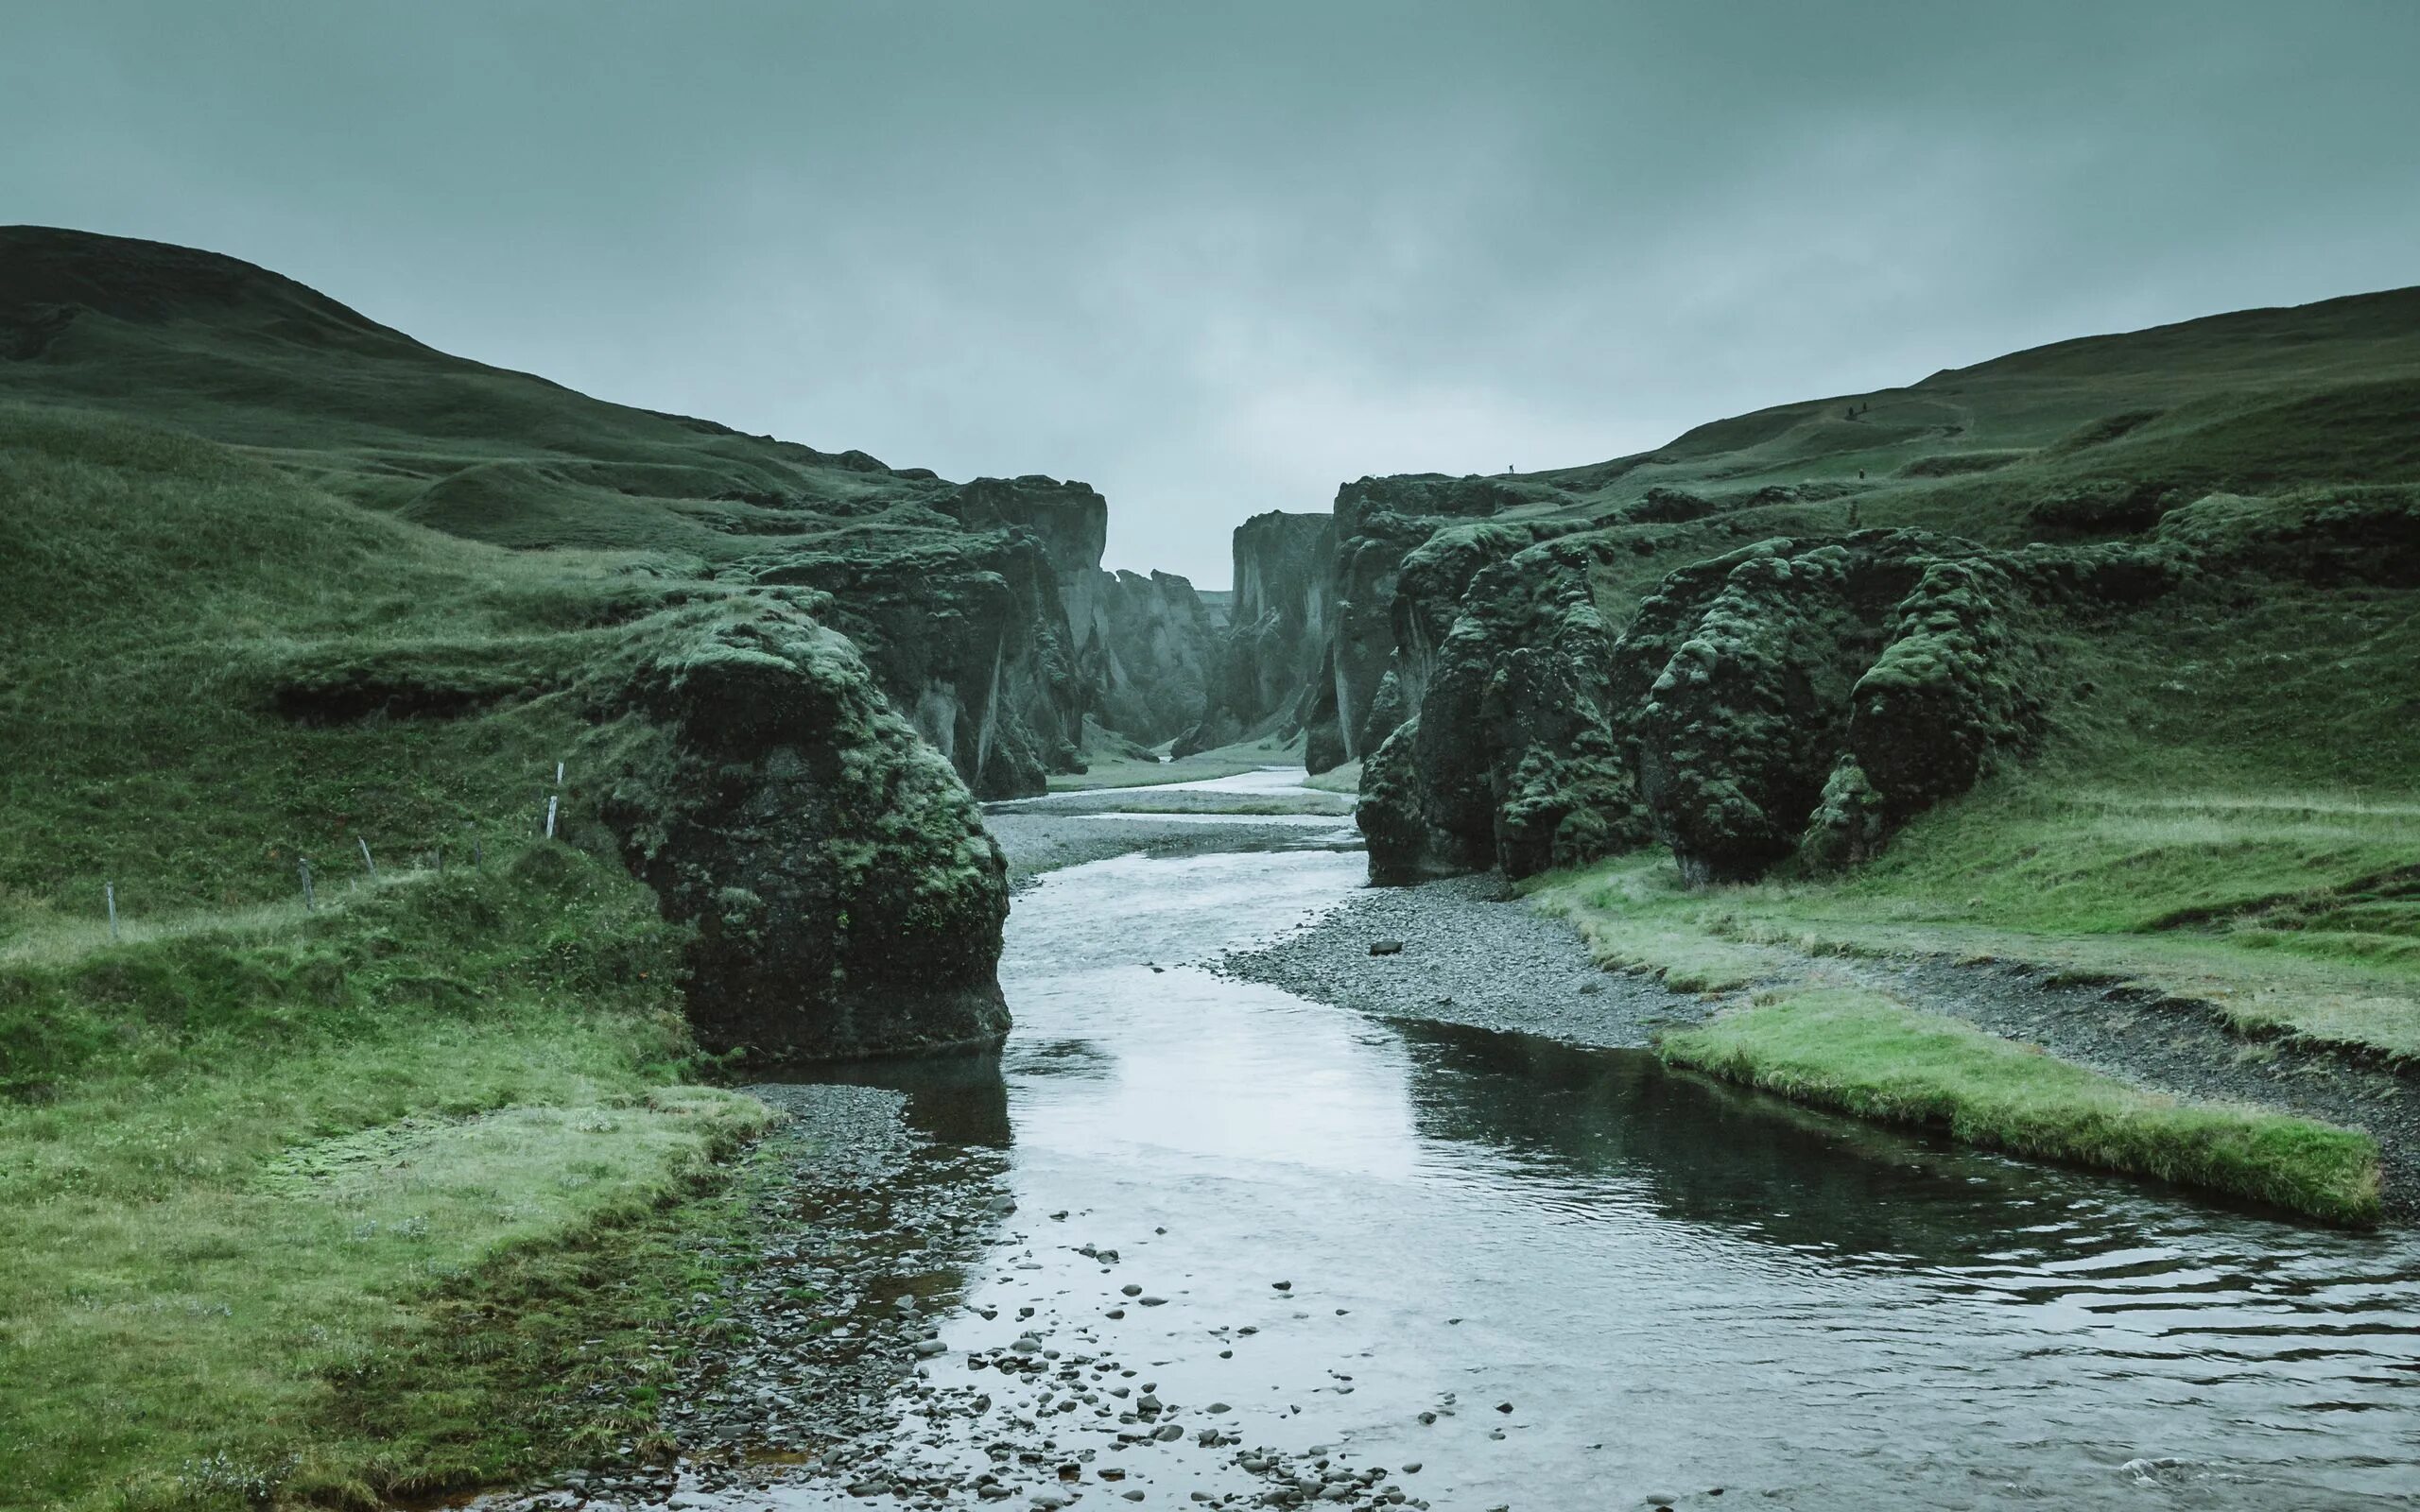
(1180, 510, 1336, 754)
(931, 473, 1225, 750)
(1360, 534, 1645, 882)
(739, 521, 1084, 800)
(597, 599, 1011, 1060)
(1357, 527, 2081, 886)
(1299, 474, 1577, 771)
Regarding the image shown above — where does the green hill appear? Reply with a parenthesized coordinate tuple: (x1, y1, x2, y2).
(0, 227, 1057, 1508)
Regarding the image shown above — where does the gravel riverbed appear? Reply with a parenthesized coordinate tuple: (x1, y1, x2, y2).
(1215, 873, 1714, 1048)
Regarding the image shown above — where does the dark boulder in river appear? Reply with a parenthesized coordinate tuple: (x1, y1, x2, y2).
(602, 599, 1011, 1059)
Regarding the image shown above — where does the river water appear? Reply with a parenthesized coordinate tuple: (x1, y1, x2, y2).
(753, 827, 2419, 1510)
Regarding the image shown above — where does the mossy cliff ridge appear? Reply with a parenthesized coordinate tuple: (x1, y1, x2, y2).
(1320, 284, 2420, 888)
(598, 601, 1010, 1059)
(0, 225, 1192, 802)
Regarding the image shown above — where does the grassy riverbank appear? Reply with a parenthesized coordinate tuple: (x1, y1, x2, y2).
(1520, 565, 2417, 1219)
(1662, 989, 2381, 1224)
(0, 845, 770, 1511)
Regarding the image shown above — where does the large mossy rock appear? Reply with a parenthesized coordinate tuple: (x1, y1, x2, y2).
(598, 601, 1010, 1060)
(1358, 538, 1648, 883)
(1634, 546, 1864, 884)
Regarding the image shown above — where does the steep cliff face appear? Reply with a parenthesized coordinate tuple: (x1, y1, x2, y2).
(1093, 569, 1219, 743)
(1180, 510, 1336, 754)
(1299, 474, 1573, 771)
(740, 525, 1084, 800)
(934, 473, 1224, 749)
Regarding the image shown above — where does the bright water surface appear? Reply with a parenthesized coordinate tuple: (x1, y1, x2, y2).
(774, 829, 2420, 1509)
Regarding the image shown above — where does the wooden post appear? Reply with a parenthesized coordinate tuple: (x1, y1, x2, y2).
(544, 794, 559, 840)
(555, 761, 565, 787)
(105, 881, 118, 941)
(358, 836, 377, 879)
(299, 858, 315, 911)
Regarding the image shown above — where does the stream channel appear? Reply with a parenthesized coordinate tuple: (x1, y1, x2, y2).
(615, 774, 2420, 1510)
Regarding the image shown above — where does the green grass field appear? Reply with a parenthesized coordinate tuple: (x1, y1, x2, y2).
(1662, 989, 2381, 1225)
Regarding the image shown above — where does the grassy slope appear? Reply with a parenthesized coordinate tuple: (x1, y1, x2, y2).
(0, 407, 783, 1510)
(0, 226, 951, 569)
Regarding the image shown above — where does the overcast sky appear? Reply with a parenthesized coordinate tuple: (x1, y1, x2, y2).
(6, 2, 2415, 581)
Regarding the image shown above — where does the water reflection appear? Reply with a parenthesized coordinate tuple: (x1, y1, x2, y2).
(797, 846, 2420, 1509)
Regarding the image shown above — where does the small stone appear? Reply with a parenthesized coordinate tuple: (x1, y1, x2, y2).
(1121, 1283, 1143, 1297)
(1369, 939, 1405, 956)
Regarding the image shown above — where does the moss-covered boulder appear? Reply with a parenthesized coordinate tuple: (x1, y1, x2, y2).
(1357, 538, 1647, 882)
(1635, 546, 1863, 884)
(1844, 558, 2044, 825)
(597, 601, 1010, 1060)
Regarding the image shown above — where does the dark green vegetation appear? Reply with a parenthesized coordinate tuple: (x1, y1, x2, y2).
(1244, 287, 2420, 1198)
(1661, 989, 2382, 1226)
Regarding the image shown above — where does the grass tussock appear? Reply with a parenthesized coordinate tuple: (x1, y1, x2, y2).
(1661, 989, 2382, 1226)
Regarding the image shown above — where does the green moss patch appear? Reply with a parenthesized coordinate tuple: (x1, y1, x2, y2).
(1660, 989, 2381, 1225)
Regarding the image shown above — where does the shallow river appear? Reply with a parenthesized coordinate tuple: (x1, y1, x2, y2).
(768, 838, 2420, 1510)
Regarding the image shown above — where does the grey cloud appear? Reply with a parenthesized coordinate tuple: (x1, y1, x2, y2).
(5, 0, 2414, 579)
